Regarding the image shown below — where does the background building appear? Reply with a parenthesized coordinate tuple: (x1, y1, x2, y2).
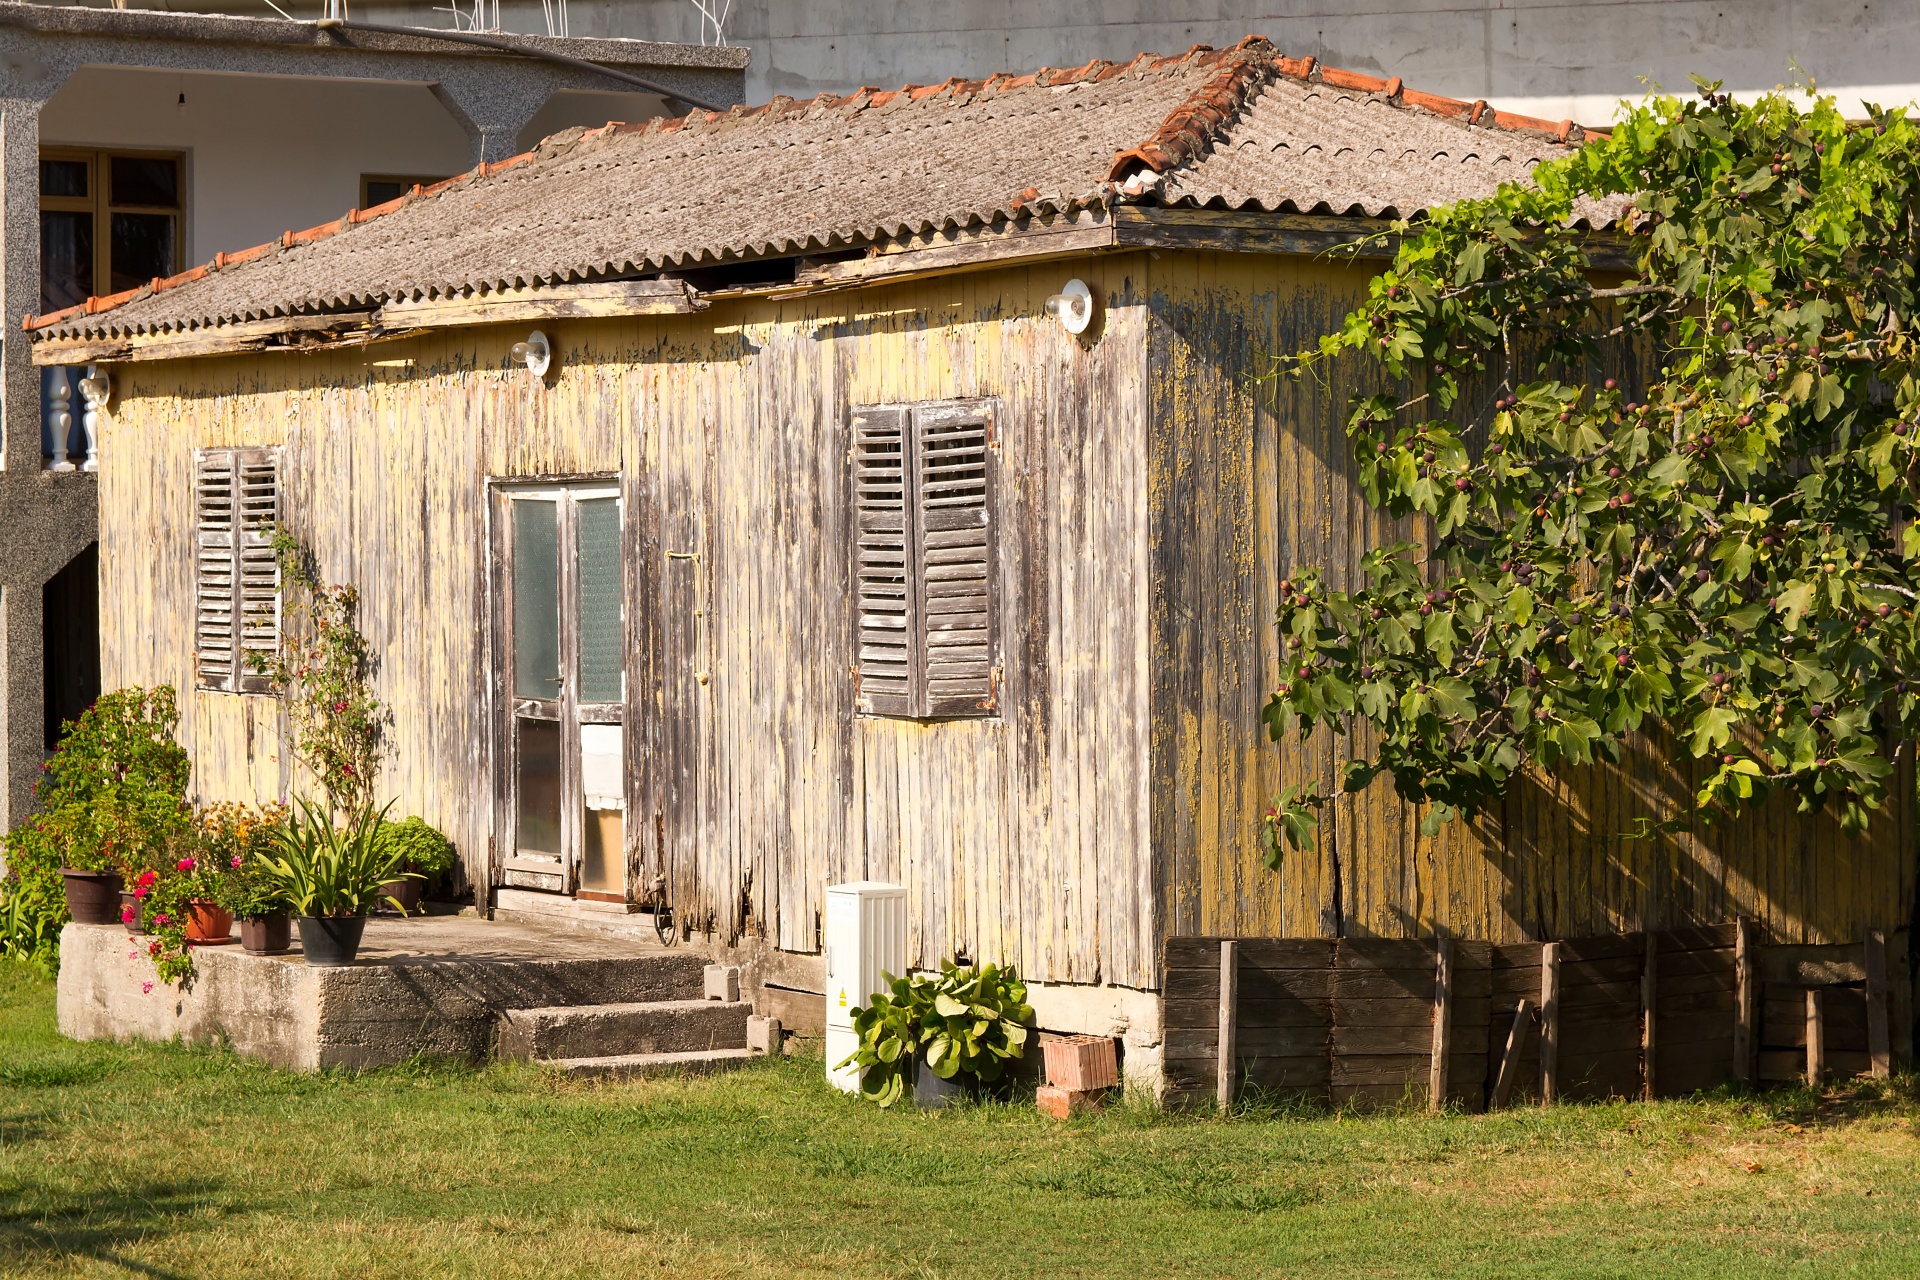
(88, 1, 1920, 123)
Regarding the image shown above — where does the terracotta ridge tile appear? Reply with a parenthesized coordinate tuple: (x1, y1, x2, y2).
(1318, 66, 1390, 93)
(1107, 37, 1279, 180)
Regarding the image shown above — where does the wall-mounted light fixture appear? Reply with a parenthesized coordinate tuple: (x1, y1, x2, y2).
(1044, 279, 1098, 336)
(511, 330, 551, 377)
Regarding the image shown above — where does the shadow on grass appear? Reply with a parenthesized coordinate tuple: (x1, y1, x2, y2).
(0, 1178, 220, 1279)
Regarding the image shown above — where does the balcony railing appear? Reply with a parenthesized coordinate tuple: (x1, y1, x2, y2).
(41, 366, 102, 472)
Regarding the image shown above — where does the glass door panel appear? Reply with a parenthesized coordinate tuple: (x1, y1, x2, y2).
(577, 496, 623, 703)
(579, 722, 624, 894)
(514, 718, 564, 856)
(512, 500, 561, 700)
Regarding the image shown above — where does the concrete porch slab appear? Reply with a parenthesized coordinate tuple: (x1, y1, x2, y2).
(55, 917, 708, 1070)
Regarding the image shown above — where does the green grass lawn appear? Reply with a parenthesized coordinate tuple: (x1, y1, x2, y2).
(4, 961, 1919, 1279)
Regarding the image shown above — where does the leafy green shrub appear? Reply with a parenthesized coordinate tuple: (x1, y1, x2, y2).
(0, 687, 191, 974)
(258, 798, 413, 917)
(383, 816, 456, 878)
(841, 961, 1032, 1108)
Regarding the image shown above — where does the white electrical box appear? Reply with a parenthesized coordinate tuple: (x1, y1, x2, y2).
(823, 880, 906, 1093)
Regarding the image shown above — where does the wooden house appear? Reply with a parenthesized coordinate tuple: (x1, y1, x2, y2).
(31, 39, 1912, 1091)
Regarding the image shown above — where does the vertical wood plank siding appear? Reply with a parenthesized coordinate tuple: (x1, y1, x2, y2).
(97, 258, 1157, 989)
(1148, 251, 1917, 953)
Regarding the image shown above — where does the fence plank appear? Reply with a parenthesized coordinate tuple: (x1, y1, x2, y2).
(1735, 921, 1751, 1082)
(1217, 940, 1238, 1110)
(1540, 942, 1562, 1106)
(1641, 932, 1658, 1101)
(1806, 988, 1825, 1086)
(1490, 998, 1535, 1109)
(1430, 937, 1453, 1111)
(1866, 930, 1890, 1079)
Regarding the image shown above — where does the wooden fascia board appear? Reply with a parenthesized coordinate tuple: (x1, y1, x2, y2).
(785, 212, 1119, 294)
(374, 279, 705, 328)
(28, 280, 703, 364)
(1114, 205, 1637, 271)
(30, 312, 378, 365)
(1115, 205, 1399, 259)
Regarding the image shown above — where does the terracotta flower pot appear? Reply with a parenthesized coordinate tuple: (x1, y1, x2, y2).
(378, 878, 423, 915)
(119, 891, 145, 934)
(239, 913, 292, 956)
(60, 869, 123, 925)
(296, 915, 367, 967)
(185, 899, 235, 945)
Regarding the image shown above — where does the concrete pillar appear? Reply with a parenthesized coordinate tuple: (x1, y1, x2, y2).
(3, 94, 47, 474)
(427, 75, 564, 169)
(0, 84, 97, 833)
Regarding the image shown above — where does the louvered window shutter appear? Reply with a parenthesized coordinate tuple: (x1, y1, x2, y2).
(194, 446, 281, 693)
(853, 406, 914, 715)
(912, 403, 998, 716)
(851, 401, 999, 719)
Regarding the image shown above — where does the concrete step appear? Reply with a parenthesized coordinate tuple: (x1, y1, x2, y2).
(498, 998, 752, 1062)
(545, 1048, 755, 1079)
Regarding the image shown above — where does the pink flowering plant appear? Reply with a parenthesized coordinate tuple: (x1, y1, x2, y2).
(136, 803, 289, 986)
(245, 526, 385, 816)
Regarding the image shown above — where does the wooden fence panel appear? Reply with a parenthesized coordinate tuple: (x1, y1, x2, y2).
(1163, 922, 1886, 1110)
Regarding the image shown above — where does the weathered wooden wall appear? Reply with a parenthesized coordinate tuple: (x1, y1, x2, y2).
(97, 256, 1158, 988)
(1148, 250, 1918, 951)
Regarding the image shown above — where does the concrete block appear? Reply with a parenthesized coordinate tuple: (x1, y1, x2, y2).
(746, 1013, 782, 1054)
(55, 917, 714, 1071)
(498, 999, 749, 1061)
(704, 964, 740, 1002)
(1037, 1084, 1109, 1119)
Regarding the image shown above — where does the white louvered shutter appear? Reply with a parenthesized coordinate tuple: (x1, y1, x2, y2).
(235, 450, 281, 692)
(194, 446, 281, 692)
(912, 403, 998, 717)
(853, 406, 914, 716)
(194, 450, 237, 691)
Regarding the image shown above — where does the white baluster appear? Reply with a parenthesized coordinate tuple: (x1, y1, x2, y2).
(78, 365, 110, 473)
(46, 369, 73, 472)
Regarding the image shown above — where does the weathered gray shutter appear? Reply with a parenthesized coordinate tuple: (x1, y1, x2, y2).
(853, 406, 914, 715)
(234, 449, 282, 693)
(912, 402, 998, 717)
(193, 446, 280, 693)
(194, 449, 238, 691)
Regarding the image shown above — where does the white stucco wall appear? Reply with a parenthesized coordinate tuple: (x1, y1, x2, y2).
(335, 0, 1920, 128)
(38, 66, 667, 265)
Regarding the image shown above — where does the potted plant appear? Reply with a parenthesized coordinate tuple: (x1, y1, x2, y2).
(257, 797, 413, 966)
(841, 960, 1033, 1109)
(227, 859, 294, 956)
(378, 816, 456, 915)
(120, 868, 158, 934)
(39, 688, 192, 929)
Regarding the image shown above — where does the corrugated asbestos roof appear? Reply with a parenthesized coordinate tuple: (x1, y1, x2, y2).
(27, 37, 1619, 342)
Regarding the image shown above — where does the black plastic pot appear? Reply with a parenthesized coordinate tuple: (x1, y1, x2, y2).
(241, 913, 292, 956)
(60, 870, 123, 925)
(913, 1057, 967, 1110)
(119, 890, 145, 934)
(296, 915, 367, 967)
